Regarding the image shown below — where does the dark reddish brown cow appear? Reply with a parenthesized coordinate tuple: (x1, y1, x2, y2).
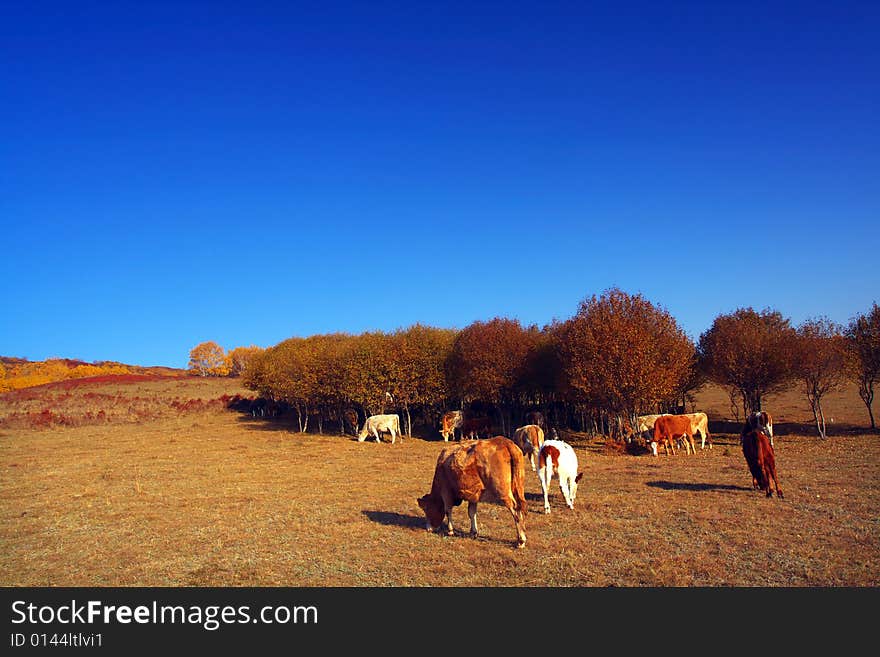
(741, 429, 783, 498)
(523, 411, 546, 432)
(343, 408, 359, 436)
(417, 437, 527, 548)
(743, 411, 774, 447)
(651, 414, 696, 456)
(460, 416, 493, 440)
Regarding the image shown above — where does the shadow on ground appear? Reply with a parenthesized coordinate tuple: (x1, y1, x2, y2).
(362, 510, 426, 530)
(645, 480, 752, 492)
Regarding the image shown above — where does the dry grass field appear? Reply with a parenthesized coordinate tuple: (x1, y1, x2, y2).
(1, 376, 878, 587)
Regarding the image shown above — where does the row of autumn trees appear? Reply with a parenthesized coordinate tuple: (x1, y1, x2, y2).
(195, 290, 880, 439)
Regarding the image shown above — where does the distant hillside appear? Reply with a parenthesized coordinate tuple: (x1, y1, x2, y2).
(0, 356, 189, 393)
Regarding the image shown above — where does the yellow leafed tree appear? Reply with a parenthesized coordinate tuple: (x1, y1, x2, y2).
(188, 341, 230, 377)
(227, 345, 264, 377)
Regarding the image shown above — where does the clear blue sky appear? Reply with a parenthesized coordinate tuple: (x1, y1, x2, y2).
(2, 1, 878, 368)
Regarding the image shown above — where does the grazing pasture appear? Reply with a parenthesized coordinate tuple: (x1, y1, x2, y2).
(0, 377, 877, 586)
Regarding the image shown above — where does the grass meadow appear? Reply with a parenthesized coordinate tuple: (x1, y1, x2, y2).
(1, 376, 877, 587)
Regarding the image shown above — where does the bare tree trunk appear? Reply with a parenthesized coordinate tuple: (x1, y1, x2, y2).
(859, 382, 876, 430)
(405, 404, 412, 438)
(317, 415, 323, 435)
(809, 392, 827, 439)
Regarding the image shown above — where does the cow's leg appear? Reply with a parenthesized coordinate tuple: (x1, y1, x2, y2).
(443, 500, 456, 536)
(373, 428, 380, 443)
(560, 478, 574, 510)
(773, 473, 783, 499)
(467, 502, 479, 537)
(540, 471, 552, 514)
(504, 497, 527, 549)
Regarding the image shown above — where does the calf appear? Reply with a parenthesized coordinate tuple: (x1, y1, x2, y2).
(417, 437, 527, 548)
(741, 429, 783, 498)
(537, 439, 583, 514)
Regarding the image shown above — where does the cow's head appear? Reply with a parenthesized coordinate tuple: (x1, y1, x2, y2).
(417, 494, 445, 531)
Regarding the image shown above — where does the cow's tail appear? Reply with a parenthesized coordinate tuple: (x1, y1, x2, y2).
(510, 445, 527, 519)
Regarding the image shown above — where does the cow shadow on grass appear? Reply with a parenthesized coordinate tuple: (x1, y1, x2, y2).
(646, 480, 752, 492)
(363, 509, 527, 547)
(362, 510, 426, 530)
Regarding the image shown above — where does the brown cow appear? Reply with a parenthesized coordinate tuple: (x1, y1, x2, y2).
(439, 410, 463, 441)
(651, 414, 696, 456)
(512, 424, 545, 472)
(417, 437, 527, 548)
(342, 408, 359, 436)
(741, 429, 783, 498)
(460, 416, 493, 440)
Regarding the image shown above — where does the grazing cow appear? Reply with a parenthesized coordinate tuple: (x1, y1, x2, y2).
(651, 414, 696, 456)
(683, 412, 713, 450)
(357, 414, 402, 444)
(439, 410, 464, 441)
(743, 411, 774, 447)
(343, 408, 359, 436)
(417, 437, 527, 548)
(632, 414, 667, 440)
(460, 416, 493, 440)
(537, 439, 583, 514)
(512, 424, 545, 472)
(741, 429, 783, 498)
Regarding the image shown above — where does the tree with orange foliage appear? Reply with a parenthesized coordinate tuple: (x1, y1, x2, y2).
(556, 288, 694, 435)
(188, 341, 230, 377)
(846, 302, 880, 430)
(387, 324, 457, 435)
(697, 307, 796, 416)
(445, 318, 537, 435)
(339, 331, 396, 418)
(227, 345, 264, 377)
(794, 318, 847, 439)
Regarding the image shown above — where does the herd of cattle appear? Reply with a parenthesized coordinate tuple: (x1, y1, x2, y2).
(353, 407, 782, 548)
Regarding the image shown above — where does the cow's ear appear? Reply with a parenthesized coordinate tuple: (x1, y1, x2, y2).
(575, 472, 584, 483)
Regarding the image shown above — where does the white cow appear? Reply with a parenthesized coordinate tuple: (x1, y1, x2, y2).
(358, 414, 402, 444)
(683, 412, 712, 449)
(537, 440, 583, 514)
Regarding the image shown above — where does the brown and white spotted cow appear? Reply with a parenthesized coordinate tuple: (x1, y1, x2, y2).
(537, 439, 583, 514)
(512, 424, 545, 472)
(439, 410, 464, 441)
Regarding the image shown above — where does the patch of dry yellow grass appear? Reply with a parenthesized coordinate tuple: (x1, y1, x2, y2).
(1, 379, 877, 586)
